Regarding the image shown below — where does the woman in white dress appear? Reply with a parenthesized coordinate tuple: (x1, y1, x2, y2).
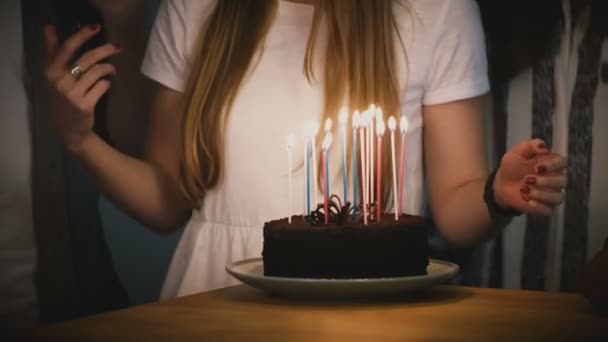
(43, 0, 568, 299)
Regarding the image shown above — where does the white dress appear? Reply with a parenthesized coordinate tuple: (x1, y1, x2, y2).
(141, 0, 489, 299)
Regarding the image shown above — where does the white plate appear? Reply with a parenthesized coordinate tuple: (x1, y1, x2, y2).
(226, 258, 459, 297)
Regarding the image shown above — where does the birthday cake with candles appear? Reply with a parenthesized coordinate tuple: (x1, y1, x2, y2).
(262, 197, 430, 279)
(264, 106, 429, 279)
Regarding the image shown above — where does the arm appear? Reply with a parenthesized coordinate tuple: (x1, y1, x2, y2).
(423, 96, 492, 245)
(75, 85, 192, 234)
(424, 96, 568, 246)
(44, 25, 191, 234)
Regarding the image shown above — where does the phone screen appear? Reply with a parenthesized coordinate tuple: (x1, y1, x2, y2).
(52, 0, 107, 62)
(51, 0, 109, 140)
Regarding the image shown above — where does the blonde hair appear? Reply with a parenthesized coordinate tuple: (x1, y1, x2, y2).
(181, 0, 406, 209)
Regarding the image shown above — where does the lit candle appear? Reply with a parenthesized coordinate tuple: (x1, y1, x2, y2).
(376, 118, 385, 224)
(359, 112, 368, 225)
(322, 132, 333, 225)
(286, 134, 296, 224)
(305, 134, 311, 215)
(339, 108, 348, 204)
(352, 111, 361, 220)
(323, 118, 332, 195)
(388, 116, 398, 221)
(398, 116, 408, 217)
(303, 123, 315, 215)
(364, 110, 371, 206)
(369, 104, 376, 203)
(311, 122, 320, 207)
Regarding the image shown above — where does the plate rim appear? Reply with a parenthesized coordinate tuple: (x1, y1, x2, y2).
(226, 257, 459, 284)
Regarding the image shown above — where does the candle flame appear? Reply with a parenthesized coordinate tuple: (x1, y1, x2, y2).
(361, 110, 370, 127)
(286, 133, 296, 150)
(322, 132, 333, 150)
(339, 107, 348, 125)
(353, 111, 361, 128)
(400, 115, 409, 134)
(376, 119, 386, 136)
(303, 121, 320, 137)
(376, 107, 384, 122)
(388, 116, 397, 131)
(324, 118, 333, 133)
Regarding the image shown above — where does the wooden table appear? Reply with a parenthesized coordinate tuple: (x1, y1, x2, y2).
(33, 285, 607, 341)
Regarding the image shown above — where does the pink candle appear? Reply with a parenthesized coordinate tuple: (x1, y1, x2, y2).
(369, 105, 376, 203)
(376, 119, 385, 223)
(397, 116, 408, 217)
(322, 149, 328, 224)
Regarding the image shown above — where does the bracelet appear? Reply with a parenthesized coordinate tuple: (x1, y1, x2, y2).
(484, 169, 522, 220)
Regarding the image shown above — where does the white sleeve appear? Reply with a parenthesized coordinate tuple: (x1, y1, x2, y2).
(422, 0, 490, 105)
(141, 0, 190, 93)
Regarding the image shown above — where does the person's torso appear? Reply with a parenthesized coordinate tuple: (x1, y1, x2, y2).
(177, 0, 447, 226)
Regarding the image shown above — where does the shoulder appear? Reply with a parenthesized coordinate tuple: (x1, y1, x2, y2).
(394, 0, 482, 34)
(155, 0, 216, 33)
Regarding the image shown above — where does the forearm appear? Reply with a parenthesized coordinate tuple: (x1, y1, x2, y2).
(74, 133, 191, 234)
(432, 176, 502, 246)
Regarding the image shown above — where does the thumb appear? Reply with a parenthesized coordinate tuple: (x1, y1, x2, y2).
(510, 138, 547, 159)
(44, 24, 59, 67)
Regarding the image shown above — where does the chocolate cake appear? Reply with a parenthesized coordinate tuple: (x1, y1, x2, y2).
(262, 213, 429, 279)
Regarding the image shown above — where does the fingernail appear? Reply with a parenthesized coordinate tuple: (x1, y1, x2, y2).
(539, 142, 546, 149)
(87, 24, 101, 31)
(113, 43, 123, 51)
(520, 185, 531, 195)
(525, 176, 537, 185)
(537, 165, 547, 174)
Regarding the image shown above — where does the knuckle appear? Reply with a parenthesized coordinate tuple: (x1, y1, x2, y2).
(101, 63, 115, 74)
(78, 102, 91, 113)
(102, 43, 116, 55)
(98, 79, 111, 88)
(54, 80, 66, 93)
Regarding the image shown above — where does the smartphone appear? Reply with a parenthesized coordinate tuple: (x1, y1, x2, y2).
(51, 0, 109, 139)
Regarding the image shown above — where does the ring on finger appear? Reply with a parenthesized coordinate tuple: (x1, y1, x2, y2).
(69, 64, 85, 80)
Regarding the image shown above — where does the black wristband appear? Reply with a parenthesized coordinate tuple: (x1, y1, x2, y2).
(484, 169, 522, 219)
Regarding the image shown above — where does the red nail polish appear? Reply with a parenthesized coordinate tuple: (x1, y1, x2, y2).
(537, 166, 547, 174)
(87, 24, 101, 31)
(520, 186, 531, 194)
(538, 142, 546, 149)
(522, 194, 530, 201)
(525, 176, 537, 185)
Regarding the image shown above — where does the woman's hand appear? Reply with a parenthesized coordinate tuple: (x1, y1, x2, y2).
(494, 139, 568, 216)
(43, 24, 122, 153)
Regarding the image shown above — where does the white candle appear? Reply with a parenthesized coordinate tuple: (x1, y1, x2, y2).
(339, 108, 348, 203)
(398, 116, 409, 217)
(286, 134, 296, 223)
(388, 117, 398, 221)
(352, 111, 361, 218)
(376, 118, 385, 224)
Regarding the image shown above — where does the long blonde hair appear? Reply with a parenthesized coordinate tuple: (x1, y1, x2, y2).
(181, 0, 405, 209)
